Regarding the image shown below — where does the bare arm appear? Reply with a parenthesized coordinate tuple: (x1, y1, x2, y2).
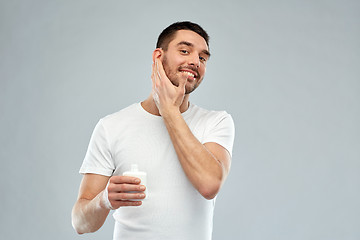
(152, 57, 231, 199)
(162, 110, 231, 199)
(71, 174, 110, 234)
(71, 174, 146, 234)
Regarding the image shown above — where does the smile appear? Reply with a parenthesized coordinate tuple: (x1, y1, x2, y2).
(182, 71, 195, 78)
(180, 69, 198, 79)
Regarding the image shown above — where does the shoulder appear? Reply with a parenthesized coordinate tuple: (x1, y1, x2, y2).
(188, 104, 235, 154)
(189, 103, 233, 123)
(185, 103, 234, 134)
(99, 103, 140, 126)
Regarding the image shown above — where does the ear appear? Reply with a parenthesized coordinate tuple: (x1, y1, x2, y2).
(152, 48, 164, 63)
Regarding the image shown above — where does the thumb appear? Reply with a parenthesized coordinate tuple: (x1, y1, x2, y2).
(178, 74, 187, 92)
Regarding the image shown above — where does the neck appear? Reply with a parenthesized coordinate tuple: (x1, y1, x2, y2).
(141, 94, 190, 116)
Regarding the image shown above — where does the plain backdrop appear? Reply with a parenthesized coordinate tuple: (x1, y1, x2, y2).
(0, 0, 359, 239)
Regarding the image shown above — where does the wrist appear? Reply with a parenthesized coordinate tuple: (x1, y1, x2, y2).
(99, 182, 114, 210)
(160, 107, 181, 119)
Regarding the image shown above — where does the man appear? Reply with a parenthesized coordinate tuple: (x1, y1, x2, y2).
(72, 21, 235, 239)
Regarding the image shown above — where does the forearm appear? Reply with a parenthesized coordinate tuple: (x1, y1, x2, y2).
(162, 109, 225, 199)
(71, 190, 110, 234)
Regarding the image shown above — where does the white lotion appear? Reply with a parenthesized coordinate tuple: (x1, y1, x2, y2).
(123, 164, 147, 199)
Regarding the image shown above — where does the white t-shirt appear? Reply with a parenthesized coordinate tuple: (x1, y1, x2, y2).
(79, 102, 235, 240)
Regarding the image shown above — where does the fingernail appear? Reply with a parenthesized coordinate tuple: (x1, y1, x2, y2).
(135, 179, 140, 184)
(140, 186, 146, 191)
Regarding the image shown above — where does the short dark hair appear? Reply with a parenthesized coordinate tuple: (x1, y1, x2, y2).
(156, 21, 209, 50)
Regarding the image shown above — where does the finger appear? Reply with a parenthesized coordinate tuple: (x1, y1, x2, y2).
(151, 62, 160, 104)
(156, 58, 168, 82)
(178, 73, 187, 90)
(151, 62, 157, 90)
(109, 192, 146, 201)
(109, 183, 146, 193)
(152, 90, 160, 107)
(112, 200, 142, 208)
(151, 62, 155, 88)
(110, 176, 141, 184)
(153, 60, 163, 92)
(156, 59, 177, 90)
(155, 59, 162, 82)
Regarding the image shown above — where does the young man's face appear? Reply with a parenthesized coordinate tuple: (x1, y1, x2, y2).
(161, 30, 210, 94)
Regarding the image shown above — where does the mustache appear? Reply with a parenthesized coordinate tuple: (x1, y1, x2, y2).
(178, 65, 199, 77)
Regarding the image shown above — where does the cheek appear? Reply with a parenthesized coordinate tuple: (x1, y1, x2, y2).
(199, 66, 206, 76)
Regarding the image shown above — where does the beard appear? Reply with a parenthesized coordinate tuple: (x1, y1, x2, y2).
(162, 55, 202, 94)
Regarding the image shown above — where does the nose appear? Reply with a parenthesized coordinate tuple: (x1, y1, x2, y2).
(188, 53, 200, 68)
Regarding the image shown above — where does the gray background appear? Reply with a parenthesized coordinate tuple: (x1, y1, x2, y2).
(0, 0, 359, 239)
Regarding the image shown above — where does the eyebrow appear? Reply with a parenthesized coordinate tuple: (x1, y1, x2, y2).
(177, 41, 211, 58)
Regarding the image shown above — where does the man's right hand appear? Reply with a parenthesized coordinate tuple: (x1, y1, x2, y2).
(105, 176, 146, 209)
(72, 174, 146, 234)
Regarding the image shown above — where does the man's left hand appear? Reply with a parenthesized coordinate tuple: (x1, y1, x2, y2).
(151, 58, 187, 116)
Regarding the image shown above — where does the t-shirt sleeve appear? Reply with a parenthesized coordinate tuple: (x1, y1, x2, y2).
(202, 112, 235, 157)
(79, 119, 115, 176)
